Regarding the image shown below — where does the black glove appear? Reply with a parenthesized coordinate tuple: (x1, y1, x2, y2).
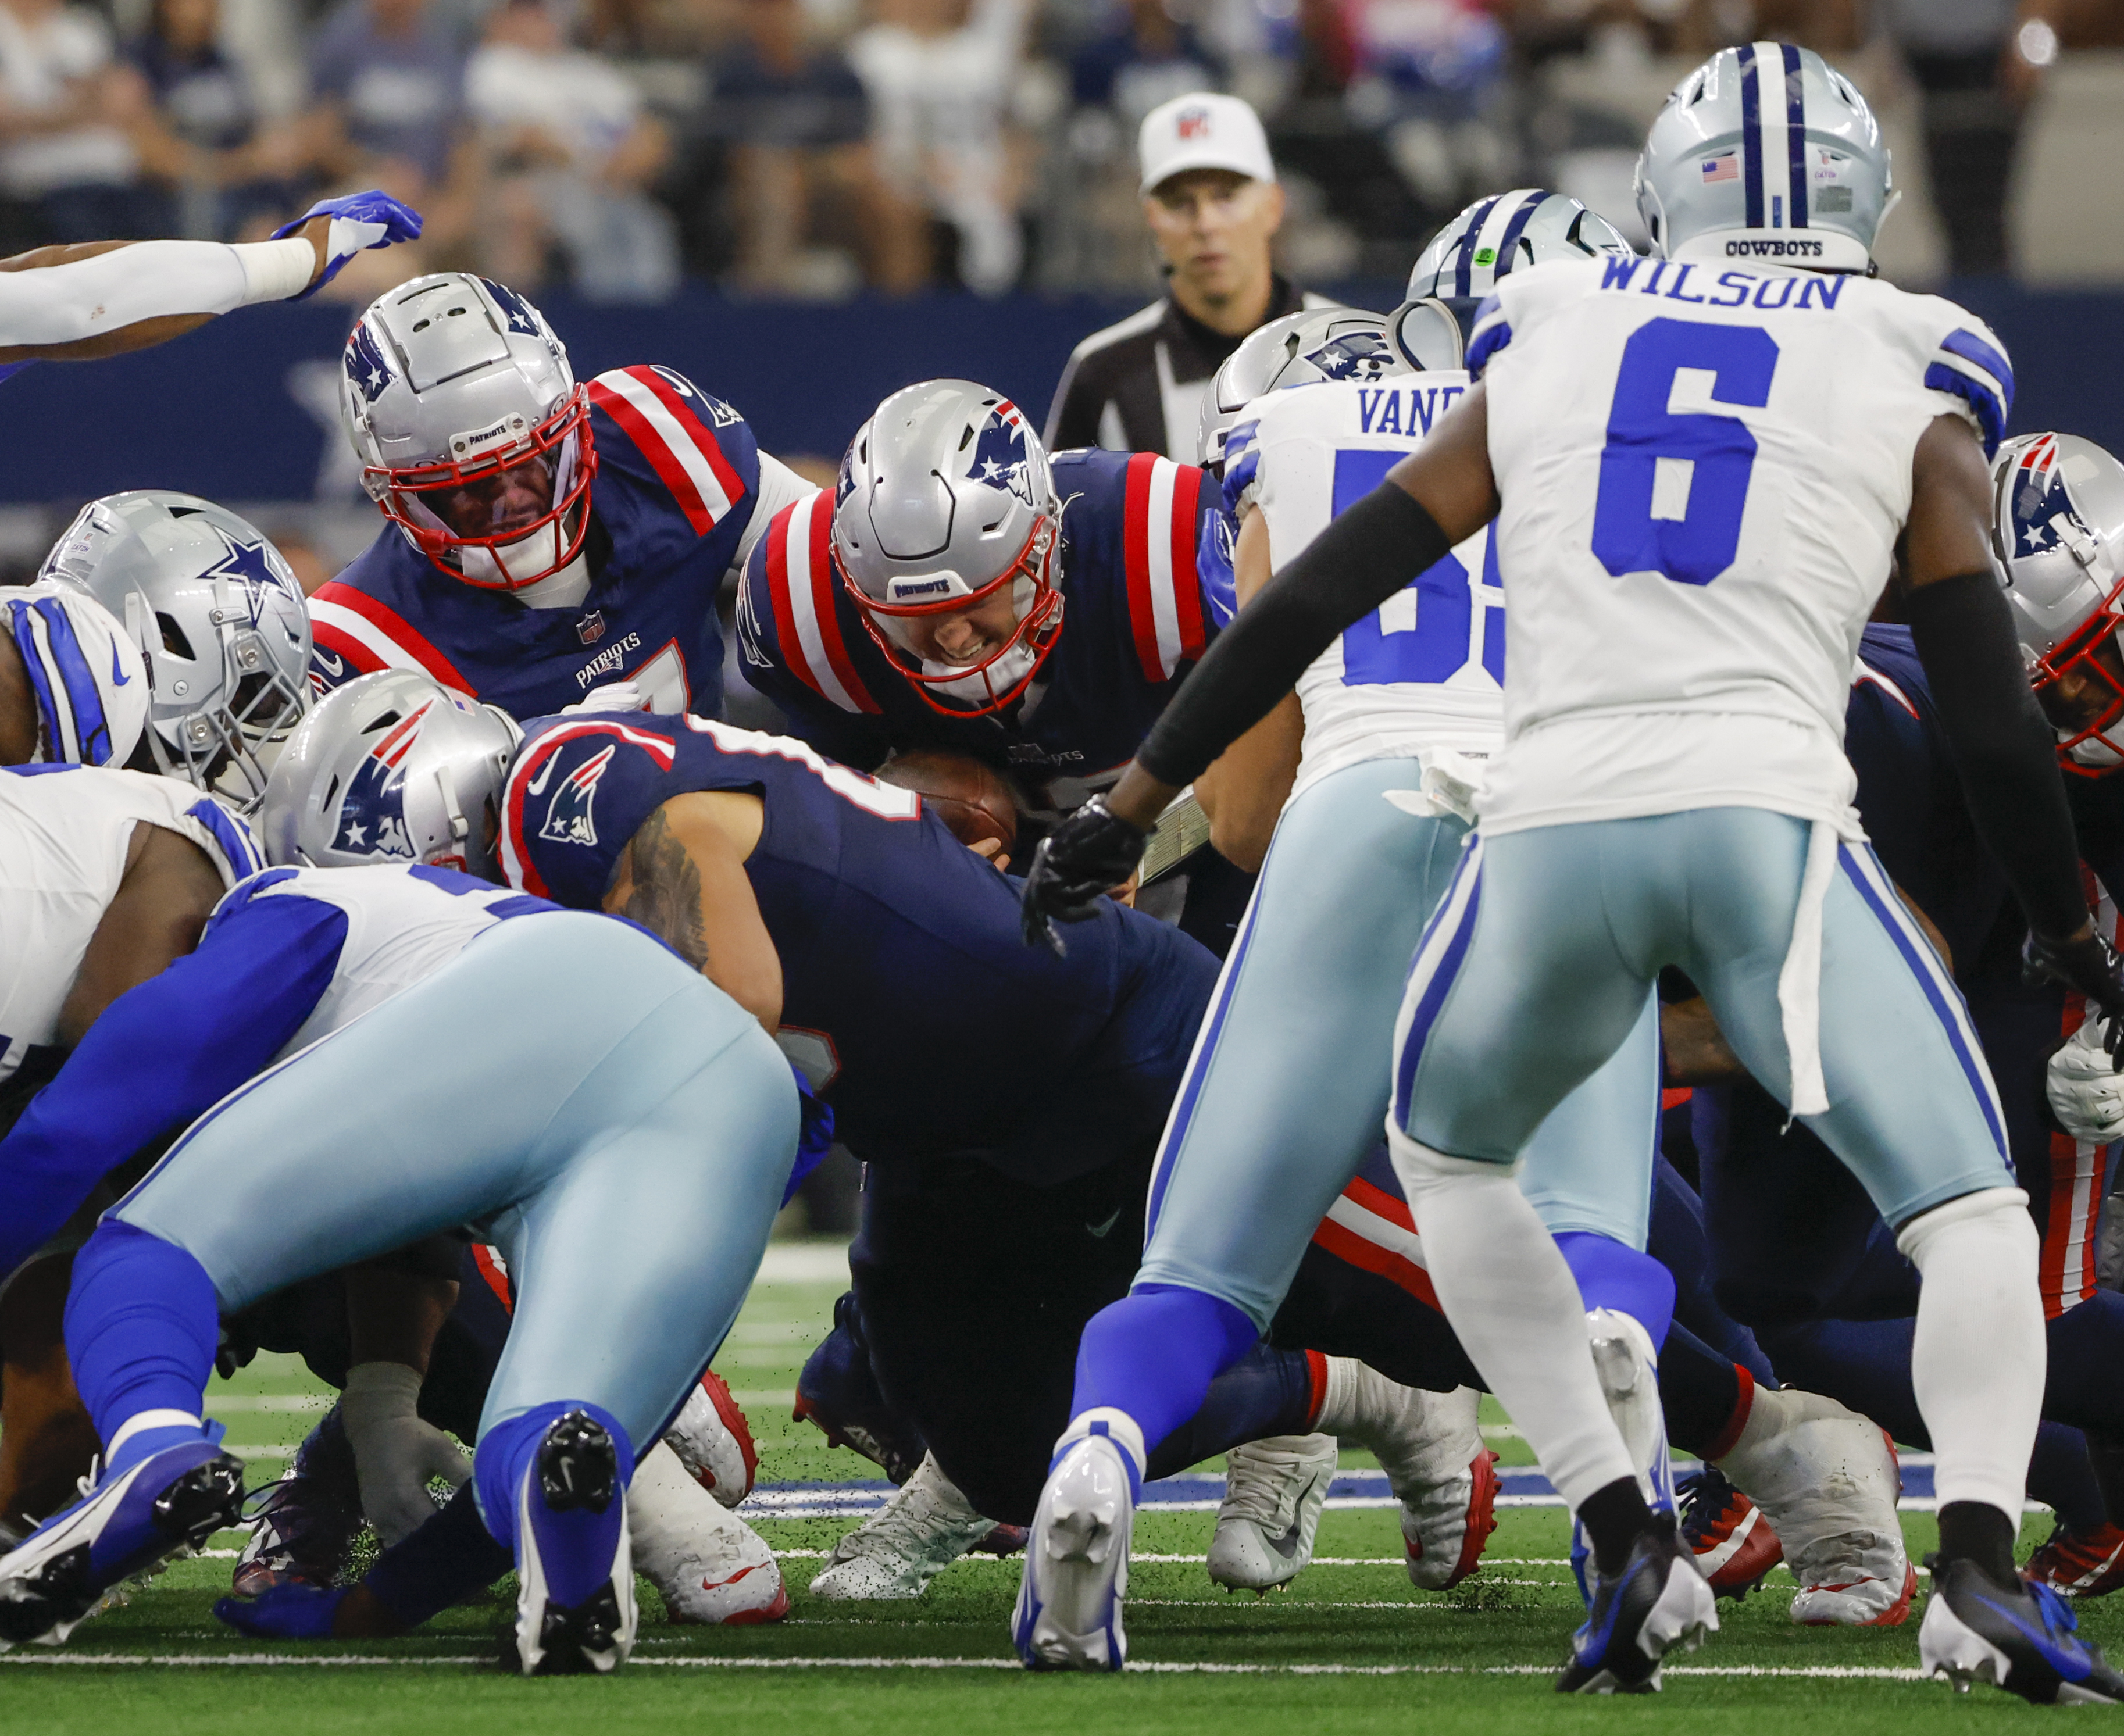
(1020, 796, 1150, 957)
(2025, 926, 2124, 1063)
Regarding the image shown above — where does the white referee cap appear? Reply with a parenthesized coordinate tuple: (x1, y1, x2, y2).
(1138, 92, 1276, 196)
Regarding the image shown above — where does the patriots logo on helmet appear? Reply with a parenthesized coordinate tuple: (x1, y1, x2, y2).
(1302, 332, 1398, 383)
(971, 402, 1037, 508)
(332, 703, 430, 859)
(346, 322, 395, 404)
(539, 743, 616, 848)
(482, 278, 544, 339)
(2010, 436, 2087, 562)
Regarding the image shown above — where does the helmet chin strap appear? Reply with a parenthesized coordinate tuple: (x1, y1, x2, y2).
(460, 519, 586, 601)
(919, 640, 1040, 707)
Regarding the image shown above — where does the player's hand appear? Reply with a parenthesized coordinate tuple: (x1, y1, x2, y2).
(214, 1583, 351, 1640)
(2025, 926, 2124, 1062)
(272, 191, 423, 301)
(339, 1363, 471, 1546)
(561, 679, 646, 716)
(1020, 796, 1148, 957)
(2050, 1016, 2124, 1141)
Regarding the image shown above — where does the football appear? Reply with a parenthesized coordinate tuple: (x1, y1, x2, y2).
(873, 751, 1020, 855)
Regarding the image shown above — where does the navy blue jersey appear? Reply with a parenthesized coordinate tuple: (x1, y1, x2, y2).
(734, 448, 1211, 811)
(310, 365, 762, 724)
(499, 712, 1218, 1180)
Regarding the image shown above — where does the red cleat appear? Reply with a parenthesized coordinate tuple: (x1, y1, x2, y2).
(1679, 1464, 1783, 1599)
(2026, 1522, 2124, 1598)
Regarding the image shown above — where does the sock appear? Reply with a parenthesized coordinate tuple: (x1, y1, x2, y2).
(1656, 1321, 1749, 1459)
(65, 1221, 219, 1459)
(1897, 1190, 2043, 1520)
(1937, 1499, 2018, 1590)
(1068, 1283, 1259, 1466)
(366, 1482, 514, 1627)
(1143, 1342, 1318, 1482)
(1557, 1231, 1676, 1348)
(1396, 1155, 1636, 1508)
(470, 1401, 634, 1555)
(1579, 1476, 1655, 1576)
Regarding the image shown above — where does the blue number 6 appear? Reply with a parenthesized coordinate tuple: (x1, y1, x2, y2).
(1590, 319, 1779, 588)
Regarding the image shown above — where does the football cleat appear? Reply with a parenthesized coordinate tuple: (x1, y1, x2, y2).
(663, 1371, 759, 1510)
(2026, 1520, 2124, 1598)
(1718, 1395, 1912, 1626)
(1013, 1432, 1135, 1671)
(1557, 1514, 1717, 1694)
(811, 1450, 997, 1600)
(1677, 1464, 1783, 1599)
(510, 1410, 636, 1676)
(1922, 1556, 2124, 1703)
(627, 1441, 786, 1624)
(1206, 1434, 1337, 1594)
(1589, 1310, 1675, 1514)
(1321, 1367, 1497, 1589)
(230, 1406, 363, 1598)
(0, 1437, 245, 1648)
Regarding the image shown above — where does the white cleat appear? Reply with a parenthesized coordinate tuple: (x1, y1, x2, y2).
(628, 1442, 787, 1624)
(1332, 1375, 1500, 1591)
(810, 1451, 997, 1601)
(1012, 1430, 1136, 1670)
(1715, 1389, 1914, 1627)
(1206, 1434, 1337, 1593)
(663, 1371, 758, 1510)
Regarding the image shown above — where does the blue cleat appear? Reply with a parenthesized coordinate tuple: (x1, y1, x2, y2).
(1557, 1514, 1718, 1694)
(510, 1410, 636, 1676)
(1922, 1556, 2124, 1703)
(0, 1437, 244, 1648)
(1012, 1432, 1134, 1671)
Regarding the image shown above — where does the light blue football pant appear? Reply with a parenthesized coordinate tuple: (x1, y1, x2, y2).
(1392, 809, 2016, 1227)
(1134, 757, 1661, 1333)
(113, 911, 798, 1452)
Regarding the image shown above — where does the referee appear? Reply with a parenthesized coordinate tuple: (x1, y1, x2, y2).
(1044, 92, 1330, 460)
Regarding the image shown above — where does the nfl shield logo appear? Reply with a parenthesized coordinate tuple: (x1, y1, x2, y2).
(576, 610, 606, 645)
(1177, 106, 1211, 140)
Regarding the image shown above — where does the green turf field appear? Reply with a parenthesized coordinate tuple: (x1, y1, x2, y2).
(0, 1242, 2094, 1733)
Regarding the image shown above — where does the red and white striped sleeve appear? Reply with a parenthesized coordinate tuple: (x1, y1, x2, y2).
(587, 365, 748, 537)
(309, 581, 475, 693)
(755, 492, 880, 715)
(1119, 453, 1209, 684)
(498, 718, 680, 896)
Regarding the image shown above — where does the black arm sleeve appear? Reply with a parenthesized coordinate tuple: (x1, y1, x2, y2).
(1904, 567, 2088, 942)
(1137, 482, 1456, 788)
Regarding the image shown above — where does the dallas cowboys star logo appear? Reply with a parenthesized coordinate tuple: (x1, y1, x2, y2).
(202, 528, 285, 626)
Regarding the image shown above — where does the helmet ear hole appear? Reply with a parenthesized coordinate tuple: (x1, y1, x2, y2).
(156, 612, 194, 660)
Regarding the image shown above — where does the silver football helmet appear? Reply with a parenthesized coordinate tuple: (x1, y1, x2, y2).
(1990, 432, 2124, 774)
(0, 580, 148, 767)
(1403, 187, 1634, 303)
(259, 669, 520, 873)
(1635, 42, 1894, 272)
(1198, 308, 1404, 471)
(41, 491, 310, 807)
(341, 272, 591, 592)
(831, 381, 1062, 715)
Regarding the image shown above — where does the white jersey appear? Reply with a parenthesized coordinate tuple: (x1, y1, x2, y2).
(1472, 249, 2011, 835)
(0, 766, 264, 1082)
(1234, 373, 1503, 796)
(214, 864, 556, 1063)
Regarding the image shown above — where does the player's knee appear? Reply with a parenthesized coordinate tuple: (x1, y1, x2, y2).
(1386, 1124, 1517, 1196)
(1895, 1185, 2035, 1270)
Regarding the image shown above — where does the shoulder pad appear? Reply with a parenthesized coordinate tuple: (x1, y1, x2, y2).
(743, 493, 880, 715)
(587, 365, 756, 535)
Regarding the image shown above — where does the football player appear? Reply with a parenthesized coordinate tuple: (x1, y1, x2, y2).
(310, 273, 815, 723)
(1023, 43, 2124, 1701)
(0, 798, 799, 1673)
(0, 191, 420, 385)
(737, 382, 1211, 821)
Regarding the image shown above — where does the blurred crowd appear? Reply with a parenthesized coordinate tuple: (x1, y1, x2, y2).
(1, 0, 2121, 301)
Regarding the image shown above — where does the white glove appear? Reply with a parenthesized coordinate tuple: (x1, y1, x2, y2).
(561, 680, 645, 716)
(2049, 1015, 2124, 1144)
(339, 1361, 471, 1546)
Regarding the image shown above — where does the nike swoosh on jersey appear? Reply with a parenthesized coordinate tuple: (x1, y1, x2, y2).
(109, 642, 130, 686)
(1085, 1208, 1122, 1239)
(313, 650, 345, 677)
(525, 752, 563, 798)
